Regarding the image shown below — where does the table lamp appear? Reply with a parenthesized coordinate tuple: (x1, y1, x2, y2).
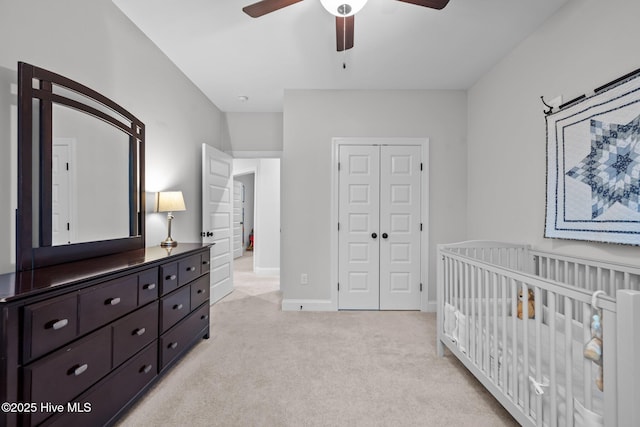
(157, 191, 186, 247)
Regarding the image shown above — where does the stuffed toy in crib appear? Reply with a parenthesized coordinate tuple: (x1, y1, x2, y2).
(517, 289, 535, 319)
(584, 313, 604, 391)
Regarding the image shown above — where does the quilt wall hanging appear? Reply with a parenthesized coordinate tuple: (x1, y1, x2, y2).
(545, 72, 640, 245)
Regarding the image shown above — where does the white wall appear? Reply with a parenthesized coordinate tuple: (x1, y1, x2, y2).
(224, 112, 283, 154)
(234, 158, 281, 275)
(0, 0, 224, 273)
(467, 0, 640, 265)
(282, 90, 467, 309)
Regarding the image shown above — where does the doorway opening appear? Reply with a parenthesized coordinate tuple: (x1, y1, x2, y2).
(232, 158, 281, 296)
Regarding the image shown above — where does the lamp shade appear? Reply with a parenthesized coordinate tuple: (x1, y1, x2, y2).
(157, 191, 186, 212)
(320, 0, 368, 16)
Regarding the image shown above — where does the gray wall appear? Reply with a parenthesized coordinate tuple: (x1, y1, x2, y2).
(467, 0, 640, 265)
(224, 112, 283, 153)
(281, 90, 467, 307)
(0, 0, 224, 273)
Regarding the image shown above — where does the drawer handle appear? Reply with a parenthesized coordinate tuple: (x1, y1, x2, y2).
(143, 283, 156, 290)
(202, 260, 210, 265)
(168, 342, 178, 349)
(173, 304, 183, 311)
(166, 274, 177, 281)
(133, 327, 146, 336)
(186, 266, 196, 272)
(201, 314, 209, 321)
(69, 363, 88, 376)
(140, 364, 153, 374)
(197, 289, 204, 294)
(47, 318, 69, 330)
(106, 297, 121, 306)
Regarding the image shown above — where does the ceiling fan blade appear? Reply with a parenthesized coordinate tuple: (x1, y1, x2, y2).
(395, 0, 450, 10)
(242, 0, 304, 18)
(336, 15, 354, 52)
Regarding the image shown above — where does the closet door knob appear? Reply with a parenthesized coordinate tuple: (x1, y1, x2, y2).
(382, 233, 388, 239)
(371, 233, 377, 239)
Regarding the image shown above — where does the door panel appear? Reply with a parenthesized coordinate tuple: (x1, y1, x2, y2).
(202, 144, 234, 303)
(52, 142, 72, 245)
(379, 145, 421, 310)
(338, 144, 421, 310)
(338, 145, 380, 310)
(233, 181, 243, 259)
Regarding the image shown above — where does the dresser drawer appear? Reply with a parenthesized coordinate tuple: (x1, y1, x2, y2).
(160, 262, 179, 295)
(178, 254, 201, 286)
(160, 285, 190, 332)
(160, 303, 210, 370)
(23, 327, 111, 426)
(78, 276, 138, 334)
(190, 275, 210, 310)
(200, 251, 210, 274)
(23, 293, 78, 362)
(45, 342, 157, 427)
(137, 268, 159, 306)
(112, 302, 159, 367)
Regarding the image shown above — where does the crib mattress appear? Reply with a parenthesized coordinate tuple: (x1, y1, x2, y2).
(444, 304, 604, 426)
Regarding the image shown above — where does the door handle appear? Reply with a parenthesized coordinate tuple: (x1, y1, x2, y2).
(382, 233, 388, 239)
(371, 233, 377, 239)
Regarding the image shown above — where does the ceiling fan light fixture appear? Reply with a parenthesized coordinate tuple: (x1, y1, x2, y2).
(320, 0, 367, 17)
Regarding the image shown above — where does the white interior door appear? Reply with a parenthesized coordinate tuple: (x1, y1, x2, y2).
(338, 145, 380, 310)
(52, 140, 74, 245)
(338, 144, 421, 310)
(202, 144, 234, 303)
(233, 180, 244, 259)
(379, 145, 422, 310)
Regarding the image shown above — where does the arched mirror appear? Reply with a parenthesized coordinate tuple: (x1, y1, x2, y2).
(17, 62, 145, 271)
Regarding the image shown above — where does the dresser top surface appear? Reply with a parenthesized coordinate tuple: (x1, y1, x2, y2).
(0, 243, 212, 303)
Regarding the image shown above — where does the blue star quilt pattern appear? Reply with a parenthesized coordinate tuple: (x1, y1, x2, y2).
(546, 74, 640, 245)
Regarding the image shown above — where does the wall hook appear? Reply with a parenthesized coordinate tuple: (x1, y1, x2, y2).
(540, 96, 553, 115)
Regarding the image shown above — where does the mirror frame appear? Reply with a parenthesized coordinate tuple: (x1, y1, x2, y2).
(17, 62, 145, 271)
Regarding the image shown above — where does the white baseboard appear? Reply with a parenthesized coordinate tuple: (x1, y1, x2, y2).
(424, 301, 437, 313)
(255, 267, 280, 276)
(211, 288, 233, 304)
(282, 299, 336, 311)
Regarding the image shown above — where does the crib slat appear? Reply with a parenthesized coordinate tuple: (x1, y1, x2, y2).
(582, 301, 592, 410)
(477, 267, 484, 368)
(464, 262, 470, 353)
(549, 292, 557, 427)
(470, 265, 477, 364)
(501, 276, 507, 395)
(523, 284, 530, 418)
(484, 269, 490, 374)
(534, 287, 543, 427)
(564, 296, 574, 427)
(510, 279, 517, 401)
(492, 273, 498, 384)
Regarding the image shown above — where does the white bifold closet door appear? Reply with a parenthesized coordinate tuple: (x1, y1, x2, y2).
(338, 145, 421, 310)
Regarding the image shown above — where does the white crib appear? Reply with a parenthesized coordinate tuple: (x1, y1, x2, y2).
(436, 241, 640, 427)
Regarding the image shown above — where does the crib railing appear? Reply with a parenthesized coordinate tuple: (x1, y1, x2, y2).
(530, 249, 640, 294)
(437, 242, 640, 427)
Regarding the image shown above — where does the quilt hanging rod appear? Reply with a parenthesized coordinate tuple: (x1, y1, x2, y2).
(541, 65, 640, 116)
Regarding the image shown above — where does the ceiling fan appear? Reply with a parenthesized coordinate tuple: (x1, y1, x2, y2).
(242, 0, 450, 52)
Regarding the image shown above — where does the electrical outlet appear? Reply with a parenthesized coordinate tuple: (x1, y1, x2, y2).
(300, 273, 308, 285)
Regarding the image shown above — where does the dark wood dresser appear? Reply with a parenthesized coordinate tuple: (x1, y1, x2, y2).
(0, 243, 212, 427)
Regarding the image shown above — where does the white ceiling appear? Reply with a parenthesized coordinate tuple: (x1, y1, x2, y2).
(112, 0, 569, 113)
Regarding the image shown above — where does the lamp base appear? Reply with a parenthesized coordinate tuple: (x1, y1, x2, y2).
(161, 237, 178, 247)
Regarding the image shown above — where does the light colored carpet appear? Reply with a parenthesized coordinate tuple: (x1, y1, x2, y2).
(117, 254, 517, 427)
